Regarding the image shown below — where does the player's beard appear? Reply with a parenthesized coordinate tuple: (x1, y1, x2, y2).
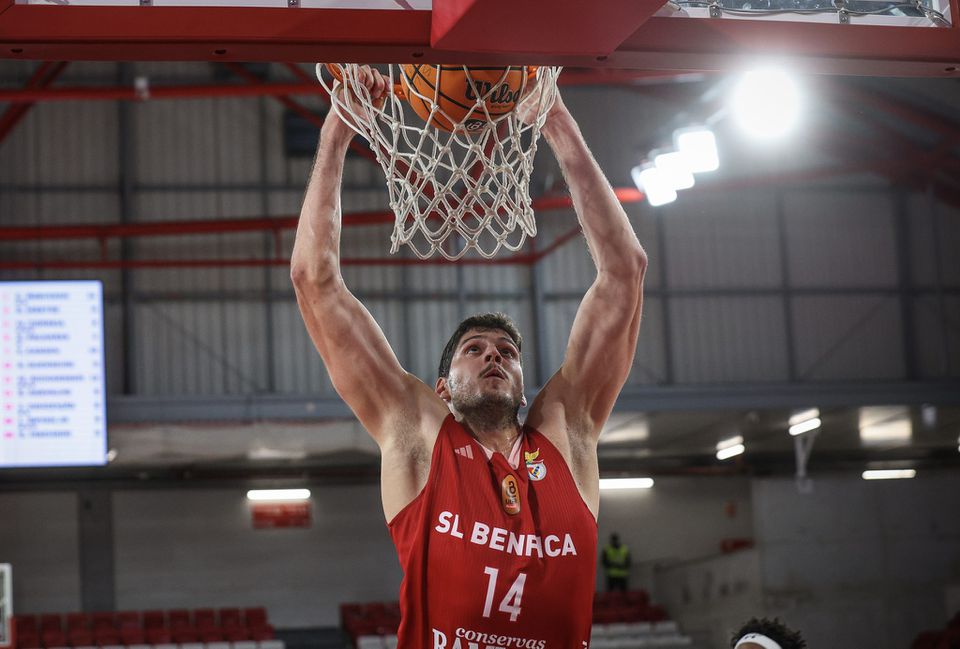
(447, 375, 522, 434)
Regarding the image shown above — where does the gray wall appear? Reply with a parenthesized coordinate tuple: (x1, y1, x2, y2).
(0, 476, 752, 627)
(656, 471, 960, 649)
(2, 64, 958, 401)
(0, 492, 81, 614)
(755, 472, 960, 649)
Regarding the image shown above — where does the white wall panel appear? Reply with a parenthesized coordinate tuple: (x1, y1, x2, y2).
(133, 300, 269, 395)
(663, 191, 781, 288)
(104, 301, 126, 396)
(462, 264, 527, 294)
(537, 209, 593, 294)
(912, 295, 960, 378)
(0, 492, 81, 614)
(670, 297, 788, 382)
(541, 299, 577, 381)
(132, 192, 265, 293)
(113, 486, 403, 628)
(792, 295, 904, 380)
(630, 296, 667, 386)
(600, 476, 753, 567)
(542, 296, 664, 387)
(134, 98, 260, 185)
(270, 300, 335, 395)
(407, 299, 459, 383)
(404, 262, 459, 294)
(0, 101, 118, 186)
(753, 474, 960, 649)
(784, 191, 897, 287)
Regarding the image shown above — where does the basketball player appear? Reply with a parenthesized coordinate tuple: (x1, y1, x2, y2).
(291, 66, 647, 649)
(731, 618, 807, 649)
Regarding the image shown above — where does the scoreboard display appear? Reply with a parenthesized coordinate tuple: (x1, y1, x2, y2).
(0, 281, 107, 468)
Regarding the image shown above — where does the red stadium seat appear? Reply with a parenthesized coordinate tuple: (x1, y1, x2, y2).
(14, 616, 38, 637)
(219, 609, 242, 629)
(64, 615, 85, 633)
(145, 627, 172, 644)
(249, 626, 274, 642)
(168, 609, 191, 630)
(624, 590, 650, 607)
(92, 628, 119, 647)
(38, 617, 61, 634)
(40, 628, 66, 648)
(17, 633, 42, 649)
(243, 608, 268, 628)
(90, 613, 113, 632)
(67, 629, 93, 647)
(172, 628, 199, 643)
(115, 612, 139, 631)
(223, 627, 250, 642)
(119, 627, 145, 645)
(142, 611, 165, 629)
(199, 627, 224, 642)
(195, 609, 217, 630)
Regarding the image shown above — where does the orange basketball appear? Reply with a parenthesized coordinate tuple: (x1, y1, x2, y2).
(400, 65, 528, 132)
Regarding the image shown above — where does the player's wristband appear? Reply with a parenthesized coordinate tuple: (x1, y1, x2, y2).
(734, 633, 782, 649)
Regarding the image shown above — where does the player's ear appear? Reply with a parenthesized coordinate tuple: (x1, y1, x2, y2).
(436, 376, 451, 402)
(520, 393, 527, 407)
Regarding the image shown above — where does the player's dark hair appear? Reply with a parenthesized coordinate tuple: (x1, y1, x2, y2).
(731, 617, 806, 649)
(438, 313, 522, 379)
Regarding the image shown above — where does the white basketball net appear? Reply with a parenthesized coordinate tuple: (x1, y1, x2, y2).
(316, 64, 561, 260)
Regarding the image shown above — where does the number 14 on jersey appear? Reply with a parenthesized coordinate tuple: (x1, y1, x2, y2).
(482, 567, 526, 622)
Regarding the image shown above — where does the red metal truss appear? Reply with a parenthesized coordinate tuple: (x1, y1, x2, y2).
(0, 188, 643, 268)
(0, 0, 959, 76)
(0, 60, 66, 144)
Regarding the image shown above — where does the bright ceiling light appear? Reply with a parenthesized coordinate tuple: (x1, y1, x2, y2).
(716, 444, 745, 460)
(789, 408, 821, 436)
(859, 406, 912, 445)
(674, 127, 719, 173)
(730, 68, 802, 140)
(246, 488, 311, 502)
(862, 469, 916, 480)
(716, 435, 745, 460)
(599, 477, 655, 490)
(632, 164, 677, 207)
(654, 151, 695, 190)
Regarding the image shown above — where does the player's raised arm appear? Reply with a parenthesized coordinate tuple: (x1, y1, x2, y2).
(527, 94, 648, 443)
(290, 68, 443, 444)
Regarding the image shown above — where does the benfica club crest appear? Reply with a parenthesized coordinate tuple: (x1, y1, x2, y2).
(525, 449, 547, 481)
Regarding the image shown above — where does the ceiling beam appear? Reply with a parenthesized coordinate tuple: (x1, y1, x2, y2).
(1, 2, 959, 76)
(106, 381, 960, 423)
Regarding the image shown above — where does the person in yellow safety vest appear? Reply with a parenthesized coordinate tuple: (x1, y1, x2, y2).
(601, 533, 631, 591)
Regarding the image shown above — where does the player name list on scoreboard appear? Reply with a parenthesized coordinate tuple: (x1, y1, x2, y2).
(0, 281, 107, 467)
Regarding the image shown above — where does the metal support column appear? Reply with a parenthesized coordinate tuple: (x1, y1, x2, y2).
(893, 190, 917, 379)
(117, 63, 136, 394)
(929, 184, 952, 376)
(776, 190, 798, 381)
(259, 95, 276, 392)
(529, 241, 548, 388)
(654, 209, 674, 384)
(77, 490, 115, 611)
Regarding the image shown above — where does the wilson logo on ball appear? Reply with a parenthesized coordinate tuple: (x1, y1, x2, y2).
(401, 65, 530, 133)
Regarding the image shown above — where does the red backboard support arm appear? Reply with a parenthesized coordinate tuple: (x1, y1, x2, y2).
(0, 0, 959, 76)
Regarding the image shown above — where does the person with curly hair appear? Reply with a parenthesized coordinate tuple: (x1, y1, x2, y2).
(731, 617, 807, 649)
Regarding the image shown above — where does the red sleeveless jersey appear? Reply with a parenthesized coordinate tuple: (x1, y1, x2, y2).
(388, 414, 598, 649)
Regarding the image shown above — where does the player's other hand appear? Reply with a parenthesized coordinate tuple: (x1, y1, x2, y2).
(354, 65, 390, 110)
(515, 73, 564, 127)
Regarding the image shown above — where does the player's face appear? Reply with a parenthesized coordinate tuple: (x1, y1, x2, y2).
(445, 328, 524, 408)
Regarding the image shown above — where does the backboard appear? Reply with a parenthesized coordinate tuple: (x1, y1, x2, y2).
(0, 0, 957, 76)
